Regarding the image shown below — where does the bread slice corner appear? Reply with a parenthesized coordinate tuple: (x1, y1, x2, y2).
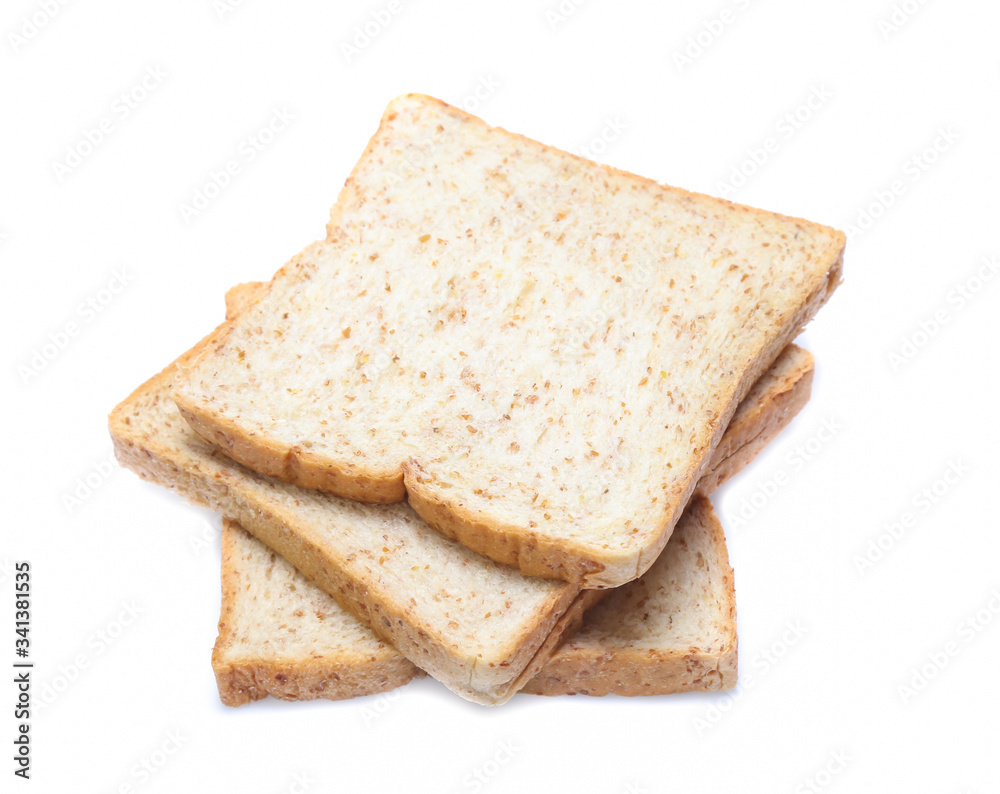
(213, 519, 422, 706)
(522, 495, 737, 697)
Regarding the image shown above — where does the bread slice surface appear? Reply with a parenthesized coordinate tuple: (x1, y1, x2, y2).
(210, 284, 812, 704)
(173, 93, 843, 586)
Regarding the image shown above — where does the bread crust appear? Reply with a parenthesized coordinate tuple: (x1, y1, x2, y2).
(696, 345, 814, 497)
(213, 657, 421, 706)
(175, 94, 844, 587)
(174, 395, 406, 504)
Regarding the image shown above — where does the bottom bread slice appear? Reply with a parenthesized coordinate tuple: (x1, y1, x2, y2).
(212, 289, 813, 704)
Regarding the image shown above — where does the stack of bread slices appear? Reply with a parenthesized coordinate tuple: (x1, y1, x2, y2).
(110, 94, 844, 706)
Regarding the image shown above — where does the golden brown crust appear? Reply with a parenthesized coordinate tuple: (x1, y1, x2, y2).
(506, 589, 608, 695)
(521, 642, 737, 697)
(223, 282, 264, 318)
(621, 251, 843, 589)
(695, 346, 814, 497)
(213, 476, 580, 705)
(402, 474, 607, 583)
(402, 316, 826, 589)
(393, 100, 843, 586)
(213, 655, 422, 706)
(173, 396, 406, 504)
(187, 276, 408, 502)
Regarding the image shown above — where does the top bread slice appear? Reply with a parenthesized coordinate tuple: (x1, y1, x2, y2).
(173, 93, 844, 587)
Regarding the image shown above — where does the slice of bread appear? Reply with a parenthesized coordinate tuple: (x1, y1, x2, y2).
(522, 495, 735, 696)
(172, 93, 844, 587)
(211, 282, 812, 705)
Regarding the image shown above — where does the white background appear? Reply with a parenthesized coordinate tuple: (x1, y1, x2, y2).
(3, 0, 999, 791)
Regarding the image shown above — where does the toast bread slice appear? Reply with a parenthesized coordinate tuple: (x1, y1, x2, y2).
(212, 283, 812, 704)
(173, 93, 843, 586)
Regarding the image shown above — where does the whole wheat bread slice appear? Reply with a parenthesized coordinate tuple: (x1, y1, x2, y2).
(172, 93, 843, 587)
(212, 284, 812, 704)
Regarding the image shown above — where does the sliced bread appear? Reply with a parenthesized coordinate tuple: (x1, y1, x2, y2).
(211, 283, 812, 705)
(172, 93, 843, 587)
